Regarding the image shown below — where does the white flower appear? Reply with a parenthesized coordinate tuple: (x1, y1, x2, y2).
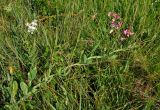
(108, 12, 112, 17)
(31, 20, 38, 26)
(120, 37, 126, 41)
(26, 19, 38, 34)
(109, 29, 114, 34)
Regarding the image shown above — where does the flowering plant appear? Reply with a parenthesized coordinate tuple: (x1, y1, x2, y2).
(108, 12, 134, 41)
(25, 20, 38, 34)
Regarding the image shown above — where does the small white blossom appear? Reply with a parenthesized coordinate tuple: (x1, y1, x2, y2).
(120, 37, 126, 41)
(109, 29, 114, 34)
(108, 12, 112, 17)
(25, 20, 38, 34)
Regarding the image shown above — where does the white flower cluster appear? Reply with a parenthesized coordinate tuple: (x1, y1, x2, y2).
(25, 20, 38, 34)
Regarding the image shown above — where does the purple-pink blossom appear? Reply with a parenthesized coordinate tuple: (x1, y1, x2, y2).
(123, 29, 134, 37)
(108, 12, 120, 19)
(108, 11, 135, 40)
(110, 19, 123, 29)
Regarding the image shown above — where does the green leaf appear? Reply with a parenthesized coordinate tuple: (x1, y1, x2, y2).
(28, 67, 37, 81)
(12, 81, 18, 98)
(20, 82, 28, 95)
(83, 54, 87, 64)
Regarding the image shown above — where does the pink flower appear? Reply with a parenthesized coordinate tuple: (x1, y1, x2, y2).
(123, 29, 134, 37)
(110, 19, 123, 29)
(118, 22, 123, 28)
(108, 12, 120, 19)
(110, 20, 116, 27)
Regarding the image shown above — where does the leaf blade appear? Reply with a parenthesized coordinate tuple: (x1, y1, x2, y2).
(28, 67, 37, 81)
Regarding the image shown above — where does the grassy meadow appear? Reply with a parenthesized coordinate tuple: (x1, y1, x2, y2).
(0, 0, 160, 109)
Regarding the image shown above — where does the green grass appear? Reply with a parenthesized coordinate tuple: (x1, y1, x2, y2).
(0, 0, 160, 110)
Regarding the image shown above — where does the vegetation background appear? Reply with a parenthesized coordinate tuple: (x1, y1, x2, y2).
(0, 0, 160, 109)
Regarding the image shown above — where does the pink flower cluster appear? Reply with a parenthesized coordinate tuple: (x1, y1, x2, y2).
(108, 12, 134, 41)
(108, 12, 122, 30)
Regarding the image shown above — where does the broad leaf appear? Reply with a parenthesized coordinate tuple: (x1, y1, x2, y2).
(20, 82, 28, 95)
(12, 81, 18, 98)
(28, 67, 37, 81)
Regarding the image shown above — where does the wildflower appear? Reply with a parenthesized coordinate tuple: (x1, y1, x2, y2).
(123, 29, 134, 37)
(108, 12, 120, 19)
(110, 19, 116, 27)
(25, 20, 38, 34)
(110, 19, 123, 29)
(109, 19, 123, 33)
(120, 28, 134, 41)
(109, 29, 113, 34)
(108, 12, 112, 17)
(108, 11, 135, 40)
(8, 66, 15, 74)
(117, 22, 123, 28)
(120, 37, 126, 41)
